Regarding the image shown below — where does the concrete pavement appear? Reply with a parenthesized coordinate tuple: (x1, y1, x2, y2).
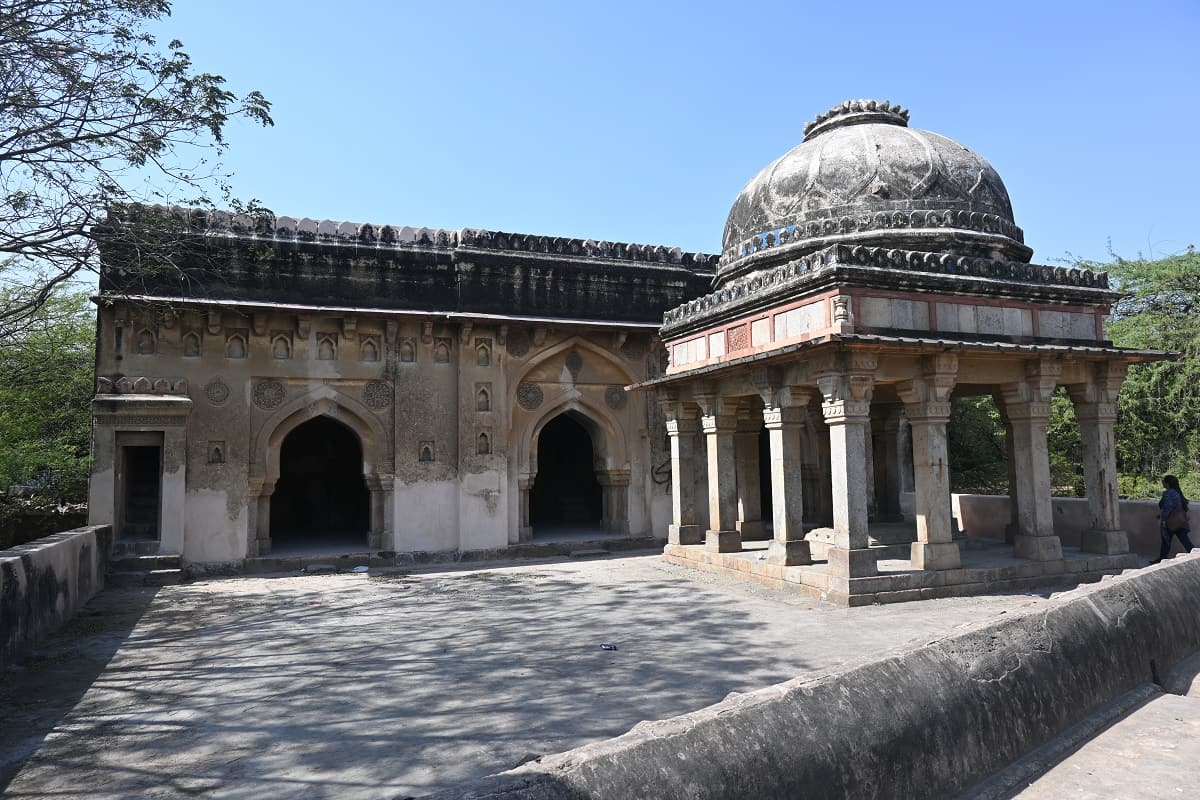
(1, 553, 1063, 799)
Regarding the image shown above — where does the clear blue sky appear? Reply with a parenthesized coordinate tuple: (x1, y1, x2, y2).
(153, 0, 1199, 265)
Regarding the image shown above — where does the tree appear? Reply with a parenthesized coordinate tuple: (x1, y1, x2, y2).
(1094, 247, 1200, 498)
(0, 275, 94, 501)
(0, 0, 272, 338)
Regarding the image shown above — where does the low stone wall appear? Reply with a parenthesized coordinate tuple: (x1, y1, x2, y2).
(426, 553, 1200, 799)
(0, 525, 113, 672)
(953, 493, 1195, 558)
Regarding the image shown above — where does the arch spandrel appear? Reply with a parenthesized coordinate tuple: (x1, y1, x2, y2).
(250, 386, 393, 482)
(515, 394, 630, 477)
(511, 336, 636, 395)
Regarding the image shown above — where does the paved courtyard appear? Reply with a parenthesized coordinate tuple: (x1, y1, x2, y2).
(1, 552, 1055, 799)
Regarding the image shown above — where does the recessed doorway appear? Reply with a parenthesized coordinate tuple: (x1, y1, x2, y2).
(270, 416, 369, 551)
(531, 413, 603, 538)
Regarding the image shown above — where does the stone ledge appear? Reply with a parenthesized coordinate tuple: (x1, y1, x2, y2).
(662, 542, 1140, 607)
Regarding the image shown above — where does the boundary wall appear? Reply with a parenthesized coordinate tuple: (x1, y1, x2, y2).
(427, 552, 1200, 799)
(0, 525, 112, 671)
(953, 493, 1196, 558)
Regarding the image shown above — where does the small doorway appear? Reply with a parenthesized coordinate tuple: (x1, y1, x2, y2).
(531, 413, 603, 538)
(118, 434, 162, 540)
(270, 416, 370, 551)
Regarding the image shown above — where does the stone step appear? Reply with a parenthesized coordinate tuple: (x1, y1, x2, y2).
(108, 568, 183, 588)
(110, 554, 182, 571)
(112, 540, 161, 556)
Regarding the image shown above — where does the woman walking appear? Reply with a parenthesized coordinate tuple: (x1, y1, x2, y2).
(1157, 475, 1194, 562)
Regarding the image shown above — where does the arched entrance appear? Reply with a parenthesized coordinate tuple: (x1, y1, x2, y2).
(531, 412, 604, 537)
(269, 416, 370, 550)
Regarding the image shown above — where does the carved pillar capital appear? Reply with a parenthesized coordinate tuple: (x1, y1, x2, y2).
(818, 371, 873, 423)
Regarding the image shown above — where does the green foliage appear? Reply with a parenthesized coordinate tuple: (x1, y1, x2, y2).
(1046, 388, 1084, 497)
(948, 396, 1008, 494)
(1093, 247, 1200, 497)
(0, 282, 94, 503)
(0, 0, 272, 337)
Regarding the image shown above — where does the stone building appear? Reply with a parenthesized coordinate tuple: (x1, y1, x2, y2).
(634, 100, 1167, 604)
(89, 215, 713, 566)
(89, 98, 1166, 593)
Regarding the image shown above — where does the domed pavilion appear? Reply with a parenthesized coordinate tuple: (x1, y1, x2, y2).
(635, 99, 1169, 605)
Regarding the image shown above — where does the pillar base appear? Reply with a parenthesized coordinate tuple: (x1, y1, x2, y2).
(1080, 529, 1129, 555)
(668, 524, 703, 546)
(1014, 533, 1063, 561)
(706, 529, 742, 553)
(255, 538, 271, 556)
(736, 520, 769, 540)
(826, 546, 878, 578)
(911, 540, 961, 571)
(767, 539, 811, 566)
(368, 531, 382, 550)
(518, 526, 533, 543)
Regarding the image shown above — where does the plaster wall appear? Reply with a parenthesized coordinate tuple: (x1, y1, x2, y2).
(90, 301, 670, 565)
(0, 525, 112, 671)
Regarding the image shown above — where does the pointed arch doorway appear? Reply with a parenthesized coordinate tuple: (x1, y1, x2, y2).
(527, 410, 629, 541)
(269, 416, 370, 551)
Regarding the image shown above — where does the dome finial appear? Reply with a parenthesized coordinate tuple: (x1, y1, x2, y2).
(803, 99, 910, 141)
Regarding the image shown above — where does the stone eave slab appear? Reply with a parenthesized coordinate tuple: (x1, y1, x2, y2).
(91, 395, 194, 413)
(92, 294, 663, 330)
(627, 333, 1174, 392)
(660, 244, 1118, 340)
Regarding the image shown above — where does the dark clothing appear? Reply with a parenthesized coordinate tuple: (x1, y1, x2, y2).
(1158, 488, 1194, 560)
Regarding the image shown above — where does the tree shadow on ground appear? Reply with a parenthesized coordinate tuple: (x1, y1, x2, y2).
(0, 585, 160, 791)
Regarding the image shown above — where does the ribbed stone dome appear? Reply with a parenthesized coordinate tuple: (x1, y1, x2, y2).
(718, 100, 1031, 285)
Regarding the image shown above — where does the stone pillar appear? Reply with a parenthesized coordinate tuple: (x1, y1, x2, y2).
(255, 482, 274, 556)
(365, 474, 395, 550)
(662, 401, 702, 545)
(696, 392, 740, 553)
(879, 406, 903, 520)
(597, 470, 631, 535)
(897, 356, 960, 570)
(817, 359, 878, 578)
(1068, 364, 1129, 554)
(762, 388, 812, 566)
(734, 412, 766, 539)
(1000, 360, 1063, 561)
(992, 397, 1020, 545)
(517, 476, 534, 542)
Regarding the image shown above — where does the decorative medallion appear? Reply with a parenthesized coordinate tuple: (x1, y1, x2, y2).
(252, 379, 285, 410)
(506, 330, 530, 357)
(619, 337, 645, 361)
(604, 386, 628, 410)
(204, 378, 230, 406)
(363, 380, 392, 410)
(516, 382, 543, 411)
(565, 348, 583, 380)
